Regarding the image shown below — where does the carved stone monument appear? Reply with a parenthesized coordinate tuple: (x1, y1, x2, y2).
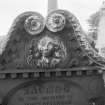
(0, 0, 104, 105)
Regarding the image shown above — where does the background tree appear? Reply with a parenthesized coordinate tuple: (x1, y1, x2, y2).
(88, 1, 105, 44)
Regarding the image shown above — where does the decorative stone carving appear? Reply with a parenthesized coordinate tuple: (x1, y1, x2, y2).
(0, 10, 102, 70)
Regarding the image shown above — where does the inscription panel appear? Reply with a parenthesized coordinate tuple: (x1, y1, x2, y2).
(8, 81, 72, 105)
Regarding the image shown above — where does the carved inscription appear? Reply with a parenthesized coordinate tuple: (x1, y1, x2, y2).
(9, 82, 72, 105)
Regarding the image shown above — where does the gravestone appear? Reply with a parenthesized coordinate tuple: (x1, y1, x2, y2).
(0, 0, 104, 105)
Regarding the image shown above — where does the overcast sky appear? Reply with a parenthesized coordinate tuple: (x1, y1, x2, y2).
(0, 0, 103, 36)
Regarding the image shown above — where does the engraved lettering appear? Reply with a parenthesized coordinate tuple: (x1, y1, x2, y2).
(14, 82, 72, 105)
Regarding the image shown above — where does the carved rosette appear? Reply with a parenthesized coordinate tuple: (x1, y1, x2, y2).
(46, 12, 66, 32)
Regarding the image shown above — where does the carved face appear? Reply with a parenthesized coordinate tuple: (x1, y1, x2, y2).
(26, 36, 67, 68)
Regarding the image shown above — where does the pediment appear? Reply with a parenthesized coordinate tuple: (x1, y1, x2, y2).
(0, 10, 103, 71)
